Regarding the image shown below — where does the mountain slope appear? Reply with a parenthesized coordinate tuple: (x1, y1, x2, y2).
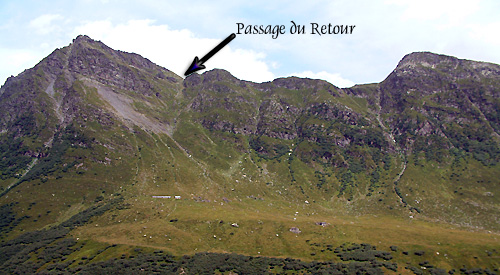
(0, 36, 499, 273)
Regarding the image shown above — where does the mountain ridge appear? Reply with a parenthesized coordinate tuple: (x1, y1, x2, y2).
(0, 35, 499, 273)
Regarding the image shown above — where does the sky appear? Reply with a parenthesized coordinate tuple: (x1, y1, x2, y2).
(1, 0, 500, 88)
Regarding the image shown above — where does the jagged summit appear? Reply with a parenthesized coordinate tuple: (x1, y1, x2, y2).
(68, 35, 181, 84)
(72, 34, 94, 43)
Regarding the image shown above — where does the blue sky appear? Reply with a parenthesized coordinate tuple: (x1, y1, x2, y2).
(1, 0, 500, 88)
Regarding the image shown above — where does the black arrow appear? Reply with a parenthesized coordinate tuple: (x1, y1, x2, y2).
(184, 33, 236, 76)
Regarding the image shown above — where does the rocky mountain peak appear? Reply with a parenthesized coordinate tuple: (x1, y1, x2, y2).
(379, 51, 500, 108)
(396, 52, 457, 69)
(64, 35, 181, 94)
(72, 34, 95, 44)
(392, 51, 500, 80)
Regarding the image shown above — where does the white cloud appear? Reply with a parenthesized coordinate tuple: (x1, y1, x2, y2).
(288, 71, 355, 88)
(385, 0, 479, 24)
(72, 19, 275, 82)
(468, 21, 500, 46)
(29, 14, 64, 35)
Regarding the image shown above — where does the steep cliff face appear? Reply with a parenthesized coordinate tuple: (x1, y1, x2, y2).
(0, 36, 499, 242)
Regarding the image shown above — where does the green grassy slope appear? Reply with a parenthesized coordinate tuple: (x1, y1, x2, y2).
(1, 38, 499, 273)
